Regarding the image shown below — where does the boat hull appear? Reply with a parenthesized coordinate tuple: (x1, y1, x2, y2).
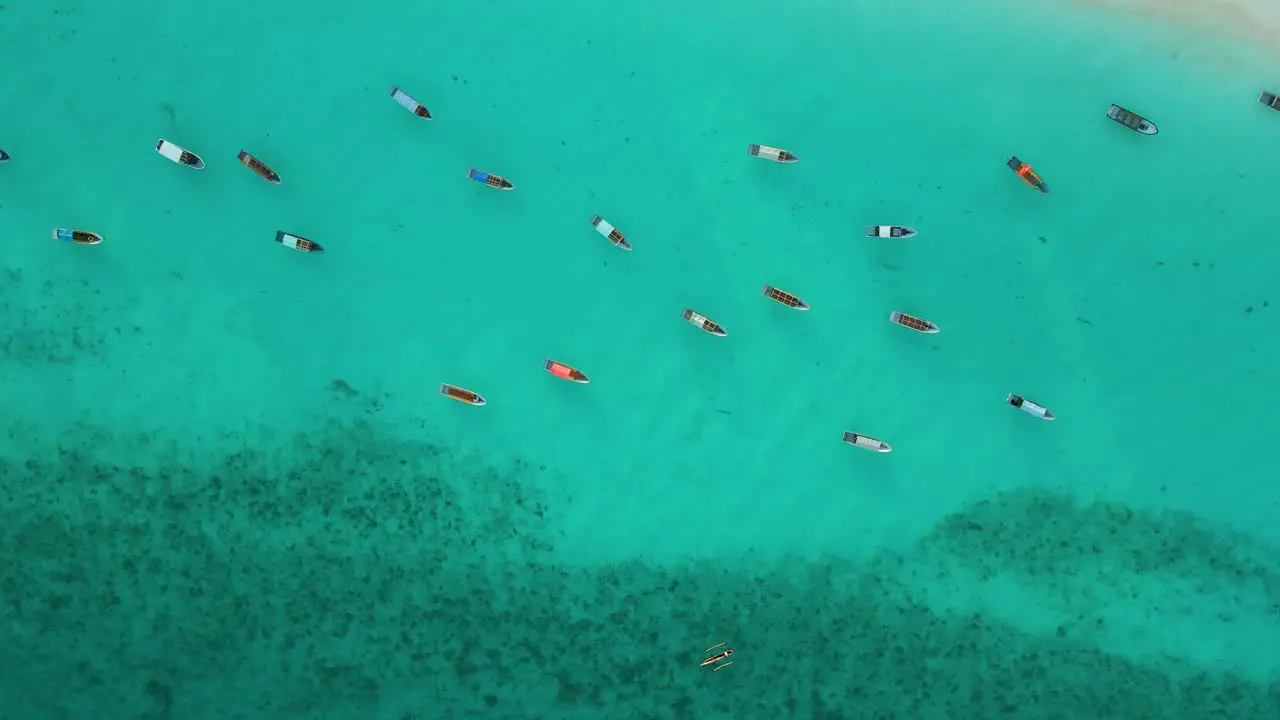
(544, 360, 589, 384)
(1106, 104, 1158, 135)
(157, 139, 204, 169)
(275, 231, 325, 254)
(439, 383, 485, 406)
(52, 228, 103, 245)
(842, 431, 891, 453)
(237, 150, 282, 184)
(1259, 91, 1280, 111)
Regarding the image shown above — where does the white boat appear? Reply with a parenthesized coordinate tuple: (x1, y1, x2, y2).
(590, 215, 631, 250)
(747, 144, 798, 163)
(389, 86, 432, 119)
(1007, 393, 1054, 420)
(888, 311, 939, 334)
(682, 309, 727, 336)
(865, 225, 917, 239)
(156, 139, 204, 169)
(1105, 104, 1158, 135)
(842, 431, 891, 453)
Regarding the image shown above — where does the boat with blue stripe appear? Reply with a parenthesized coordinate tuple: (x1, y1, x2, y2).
(468, 168, 514, 190)
(53, 227, 103, 245)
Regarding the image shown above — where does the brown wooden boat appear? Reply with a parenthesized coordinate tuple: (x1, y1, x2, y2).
(888, 311, 939, 334)
(237, 150, 281, 184)
(682, 309, 727, 336)
(762, 285, 809, 310)
(439, 383, 485, 406)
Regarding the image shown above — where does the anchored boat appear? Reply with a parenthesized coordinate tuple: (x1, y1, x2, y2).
(468, 168, 514, 190)
(156, 139, 205, 169)
(389, 86, 432, 119)
(590, 215, 632, 250)
(889, 311, 939, 334)
(439, 383, 485, 406)
(52, 227, 103, 245)
(843, 431, 892, 453)
(0, 149, 9, 162)
(1105, 104, 1158, 135)
(1007, 156, 1048, 194)
(544, 360, 589, 384)
(865, 225, 917, 239)
(1007, 393, 1054, 420)
(274, 230, 325, 254)
(237, 150, 281, 184)
(1259, 91, 1280, 112)
(762, 284, 809, 310)
(747, 144, 798, 163)
(682, 309, 727, 337)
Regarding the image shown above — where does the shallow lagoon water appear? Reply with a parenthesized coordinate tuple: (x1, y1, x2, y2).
(1, 0, 1278, 717)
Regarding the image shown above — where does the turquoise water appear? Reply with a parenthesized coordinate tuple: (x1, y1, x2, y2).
(3, 0, 1279, 716)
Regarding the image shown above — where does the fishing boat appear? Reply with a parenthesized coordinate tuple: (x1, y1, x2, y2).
(842, 431, 892, 453)
(865, 225, 917, 239)
(439, 383, 485, 406)
(237, 150, 281, 184)
(1259, 91, 1280, 112)
(274, 230, 325, 254)
(762, 284, 809, 310)
(468, 168, 514, 190)
(1105, 104, 1158, 135)
(0, 149, 9, 162)
(747, 144, 798, 163)
(1007, 155, 1047, 194)
(590, 215, 632, 250)
(682, 309, 727, 337)
(52, 227, 103, 245)
(888, 310, 939, 334)
(544, 359, 589, 384)
(156, 138, 205, 169)
(1006, 393, 1055, 420)
(389, 86, 432, 119)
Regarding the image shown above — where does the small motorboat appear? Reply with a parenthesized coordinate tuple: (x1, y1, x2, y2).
(0, 149, 9, 162)
(843, 431, 892, 453)
(544, 359, 589, 384)
(156, 138, 205, 169)
(52, 227, 103, 245)
(762, 284, 809, 310)
(237, 150, 281, 184)
(682, 309, 727, 337)
(389, 86, 432, 119)
(889, 310, 939, 334)
(747, 144, 798, 163)
(1105, 104, 1158, 135)
(865, 225, 917, 239)
(1259, 91, 1280, 112)
(468, 168, 514, 190)
(1007, 393, 1055, 420)
(274, 230, 325, 254)
(1007, 156, 1048, 194)
(590, 215, 631, 250)
(439, 383, 485, 406)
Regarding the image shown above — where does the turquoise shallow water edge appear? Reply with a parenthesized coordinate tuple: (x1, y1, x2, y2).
(2, 0, 1279, 717)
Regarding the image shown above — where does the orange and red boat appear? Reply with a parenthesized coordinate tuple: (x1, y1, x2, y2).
(544, 360, 589, 384)
(1007, 156, 1048, 194)
(439, 383, 485, 406)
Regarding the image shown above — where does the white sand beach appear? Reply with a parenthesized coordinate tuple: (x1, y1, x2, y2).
(1069, 0, 1280, 47)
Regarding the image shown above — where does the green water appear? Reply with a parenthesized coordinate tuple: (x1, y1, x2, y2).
(2, 0, 1278, 717)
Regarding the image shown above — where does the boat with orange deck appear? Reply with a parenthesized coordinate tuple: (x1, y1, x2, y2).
(1007, 156, 1048, 194)
(237, 150, 281, 184)
(438, 383, 485, 406)
(762, 284, 809, 310)
(468, 168, 514, 190)
(544, 359, 589, 384)
(590, 215, 631, 250)
(842, 431, 892, 453)
(888, 310, 939, 334)
(52, 227, 103, 245)
(682, 309, 727, 337)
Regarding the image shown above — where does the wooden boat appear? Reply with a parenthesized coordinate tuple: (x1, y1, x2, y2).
(389, 86, 432, 119)
(237, 150, 281, 184)
(865, 225, 917, 239)
(468, 168, 514, 190)
(1007, 393, 1055, 420)
(52, 227, 103, 245)
(439, 383, 485, 406)
(842, 431, 892, 453)
(747, 144, 798, 163)
(762, 284, 809, 310)
(1259, 91, 1280, 111)
(682, 309, 727, 337)
(544, 360, 589, 384)
(156, 138, 204, 169)
(0, 149, 9, 162)
(274, 230, 324, 254)
(590, 215, 631, 250)
(1007, 155, 1047, 194)
(888, 310, 939, 334)
(1105, 104, 1158, 135)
